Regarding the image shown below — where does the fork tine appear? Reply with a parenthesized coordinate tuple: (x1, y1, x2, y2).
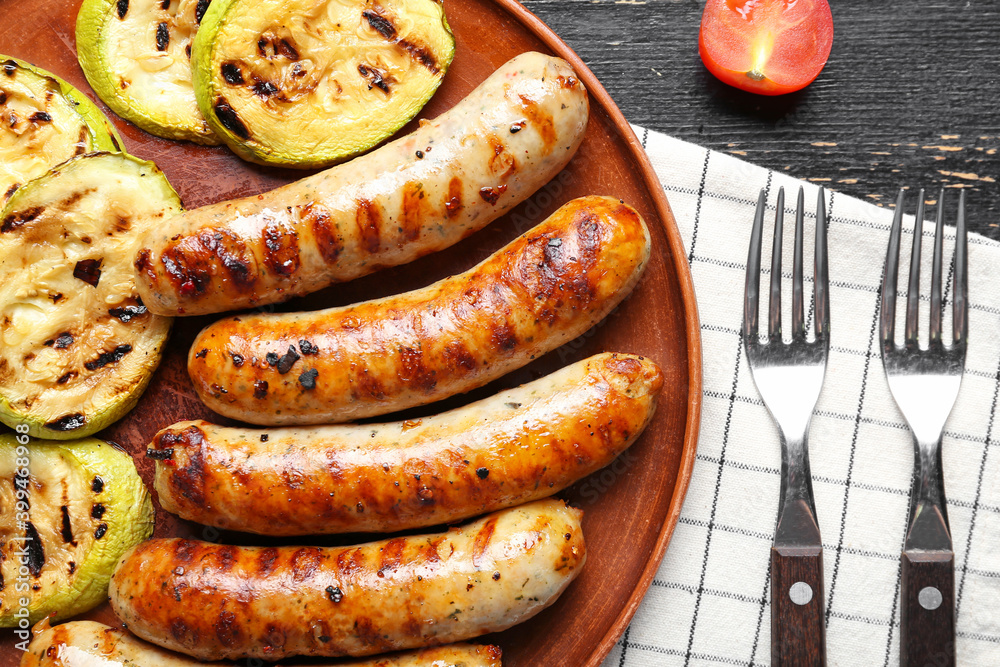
(954, 189, 968, 346)
(814, 187, 830, 339)
(769, 187, 785, 341)
(904, 189, 925, 346)
(881, 189, 905, 345)
(929, 189, 945, 345)
(744, 189, 767, 341)
(791, 187, 805, 340)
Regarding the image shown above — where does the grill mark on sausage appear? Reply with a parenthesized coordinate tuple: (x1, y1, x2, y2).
(444, 176, 462, 218)
(302, 202, 342, 264)
(354, 617, 386, 650)
(256, 547, 279, 576)
(3, 184, 18, 200)
(262, 218, 300, 275)
(164, 426, 207, 506)
(401, 182, 425, 242)
(164, 229, 255, 297)
(2, 206, 44, 233)
(355, 199, 382, 253)
(443, 340, 477, 372)
(290, 547, 322, 583)
(336, 547, 365, 578)
(399, 346, 436, 392)
(214, 545, 238, 572)
(355, 370, 387, 400)
(472, 518, 497, 568)
(214, 610, 241, 648)
(517, 93, 556, 150)
(377, 538, 406, 578)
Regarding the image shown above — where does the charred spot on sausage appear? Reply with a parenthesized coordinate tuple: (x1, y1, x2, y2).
(115, 0, 129, 19)
(298, 368, 318, 389)
(253, 379, 268, 398)
(195, 348, 209, 359)
(276, 345, 300, 374)
(326, 586, 344, 603)
(298, 339, 319, 355)
(146, 448, 174, 460)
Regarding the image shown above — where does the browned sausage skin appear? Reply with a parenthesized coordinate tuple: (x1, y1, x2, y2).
(133, 52, 589, 316)
(152, 353, 662, 535)
(109, 500, 584, 661)
(22, 619, 502, 666)
(21, 620, 501, 667)
(188, 196, 651, 425)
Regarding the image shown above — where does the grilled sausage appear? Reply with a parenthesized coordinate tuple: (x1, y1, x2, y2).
(188, 195, 651, 425)
(109, 499, 584, 661)
(133, 51, 589, 316)
(22, 619, 502, 666)
(153, 353, 661, 535)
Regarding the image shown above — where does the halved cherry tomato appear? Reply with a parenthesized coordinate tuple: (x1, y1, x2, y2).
(699, 0, 834, 96)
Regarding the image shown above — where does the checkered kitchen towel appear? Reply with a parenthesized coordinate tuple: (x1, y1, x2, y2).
(603, 127, 1000, 667)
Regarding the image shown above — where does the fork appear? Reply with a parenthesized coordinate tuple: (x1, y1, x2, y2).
(744, 186, 829, 666)
(879, 188, 967, 667)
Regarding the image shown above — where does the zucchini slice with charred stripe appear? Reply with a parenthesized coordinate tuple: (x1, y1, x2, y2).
(0, 56, 122, 206)
(0, 152, 180, 439)
(193, 0, 454, 168)
(76, 0, 221, 144)
(0, 435, 153, 626)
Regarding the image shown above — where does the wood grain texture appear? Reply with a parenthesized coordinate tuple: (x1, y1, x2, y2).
(0, 0, 701, 665)
(522, 0, 1000, 237)
(900, 550, 956, 667)
(771, 546, 827, 667)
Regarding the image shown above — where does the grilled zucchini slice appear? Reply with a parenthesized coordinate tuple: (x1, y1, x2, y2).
(193, 0, 455, 168)
(0, 152, 180, 439)
(0, 56, 122, 206)
(76, 0, 220, 144)
(0, 435, 153, 626)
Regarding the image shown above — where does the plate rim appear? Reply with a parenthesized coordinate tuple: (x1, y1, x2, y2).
(483, 0, 704, 662)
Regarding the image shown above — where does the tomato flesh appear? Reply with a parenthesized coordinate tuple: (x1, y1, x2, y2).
(699, 0, 834, 96)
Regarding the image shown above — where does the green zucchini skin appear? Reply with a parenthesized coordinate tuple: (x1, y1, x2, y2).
(0, 55, 123, 205)
(0, 152, 180, 439)
(76, 0, 220, 144)
(193, 0, 455, 168)
(0, 435, 153, 626)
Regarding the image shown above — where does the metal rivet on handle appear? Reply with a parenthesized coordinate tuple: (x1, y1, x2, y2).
(918, 586, 943, 610)
(789, 581, 813, 606)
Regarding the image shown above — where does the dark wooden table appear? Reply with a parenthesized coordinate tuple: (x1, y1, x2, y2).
(522, 0, 1000, 239)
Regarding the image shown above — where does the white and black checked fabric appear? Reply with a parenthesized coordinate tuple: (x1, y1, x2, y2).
(602, 126, 1000, 667)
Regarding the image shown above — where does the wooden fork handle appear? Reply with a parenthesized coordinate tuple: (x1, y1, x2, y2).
(900, 550, 955, 667)
(771, 545, 827, 666)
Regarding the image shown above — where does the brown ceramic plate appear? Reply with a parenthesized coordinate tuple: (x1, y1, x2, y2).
(0, 0, 701, 664)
